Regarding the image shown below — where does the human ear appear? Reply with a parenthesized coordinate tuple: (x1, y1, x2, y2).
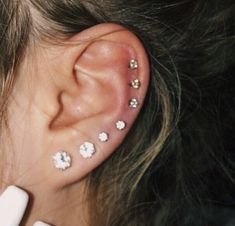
(23, 23, 150, 189)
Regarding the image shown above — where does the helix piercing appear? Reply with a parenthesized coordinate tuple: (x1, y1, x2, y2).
(116, 120, 126, 130)
(129, 59, 138, 70)
(99, 132, 109, 142)
(130, 79, 141, 89)
(53, 151, 71, 171)
(129, 98, 139, 108)
(80, 142, 96, 159)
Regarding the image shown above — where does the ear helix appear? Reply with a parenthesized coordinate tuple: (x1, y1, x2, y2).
(52, 58, 141, 171)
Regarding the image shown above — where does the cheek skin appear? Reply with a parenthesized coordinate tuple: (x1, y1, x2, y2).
(4, 52, 57, 187)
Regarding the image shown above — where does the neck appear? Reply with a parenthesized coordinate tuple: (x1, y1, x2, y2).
(22, 181, 89, 226)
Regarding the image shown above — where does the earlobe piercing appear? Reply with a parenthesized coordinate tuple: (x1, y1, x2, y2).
(80, 142, 96, 159)
(130, 79, 141, 89)
(129, 59, 138, 70)
(129, 98, 139, 108)
(116, 120, 126, 130)
(99, 132, 109, 142)
(53, 151, 71, 171)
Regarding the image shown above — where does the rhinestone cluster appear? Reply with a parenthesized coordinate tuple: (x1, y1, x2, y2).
(53, 151, 71, 171)
(80, 142, 96, 159)
(129, 98, 139, 108)
(129, 59, 138, 70)
(116, 120, 126, 130)
(130, 79, 141, 89)
(99, 132, 109, 142)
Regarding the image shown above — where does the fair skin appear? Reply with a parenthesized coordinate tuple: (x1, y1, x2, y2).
(1, 24, 150, 226)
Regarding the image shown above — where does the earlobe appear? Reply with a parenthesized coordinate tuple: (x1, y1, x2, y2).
(45, 23, 149, 188)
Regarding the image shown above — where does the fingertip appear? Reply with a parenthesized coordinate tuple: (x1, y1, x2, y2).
(33, 221, 51, 226)
(2, 185, 29, 202)
(0, 185, 29, 226)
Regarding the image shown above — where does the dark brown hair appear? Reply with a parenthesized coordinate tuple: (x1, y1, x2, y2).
(0, 0, 235, 225)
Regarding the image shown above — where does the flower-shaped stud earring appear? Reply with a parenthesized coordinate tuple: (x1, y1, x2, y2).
(53, 151, 71, 171)
(99, 132, 109, 142)
(129, 98, 139, 108)
(130, 79, 141, 89)
(129, 59, 138, 70)
(116, 120, 126, 130)
(80, 142, 96, 159)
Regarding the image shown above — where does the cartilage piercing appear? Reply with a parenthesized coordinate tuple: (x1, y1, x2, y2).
(99, 132, 109, 142)
(53, 151, 71, 171)
(80, 142, 96, 159)
(129, 59, 138, 70)
(130, 79, 141, 89)
(129, 98, 139, 108)
(116, 120, 126, 130)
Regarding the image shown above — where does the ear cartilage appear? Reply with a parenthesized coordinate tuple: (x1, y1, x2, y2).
(116, 120, 126, 130)
(53, 151, 71, 171)
(99, 132, 109, 142)
(129, 98, 139, 108)
(80, 142, 96, 159)
(129, 59, 138, 70)
(130, 79, 141, 89)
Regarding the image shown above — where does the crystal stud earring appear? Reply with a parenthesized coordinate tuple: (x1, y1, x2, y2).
(80, 142, 96, 159)
(129, 59, 138, 70)
(129, 98, 139, 108)
(99, 132, 109, 142)
(53, 151, 71, 171)
(116, 120, 126, 130)
(130, 79, 141, 89)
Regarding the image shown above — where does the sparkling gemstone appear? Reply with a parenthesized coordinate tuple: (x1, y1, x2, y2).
(129, 59, 138, 70)
(53, 151, 71, 171)
(99, 132, 109, 142)
(130, 79, 141, 89)
(80, 142, 96, 159)
(116, 120, 126, 130)
(129, 98, 139, 108)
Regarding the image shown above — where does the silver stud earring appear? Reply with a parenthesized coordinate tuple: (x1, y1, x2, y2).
(53, 151, 71, 171)
(130, 79, 141, 89)
(129, 98, 139, 108)
(80, 142, 96, 159)
(116, 120, 126, 130)
(99, 132, 109, 142)
(129, 59, 138, 70)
